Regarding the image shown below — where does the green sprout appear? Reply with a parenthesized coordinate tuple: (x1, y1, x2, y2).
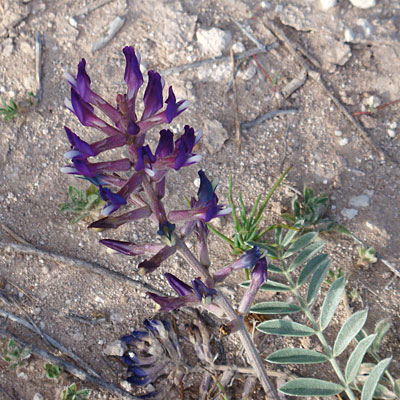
(0, 98, 19, 121)
(61, 383, 90, 400)
(357, 246, 378, 267)
(1, 338, 32, 370)
(45, 363, 62, 379)
(325, 267, 344, 286)
(59, 184, 104, 224)
(282, 186, 350, 235)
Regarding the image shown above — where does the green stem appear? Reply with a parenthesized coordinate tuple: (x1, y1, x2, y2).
(280, 257, 357, 400)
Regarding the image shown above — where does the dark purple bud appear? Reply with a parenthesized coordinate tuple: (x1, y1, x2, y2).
(138, 245, 177, 274)
(165, 273, 193, 296)
(63, 158, 131, 177)
(123, 46, 144, 100)
(135, 145, 156, 172)
(157, 221, 175, 241)
(197, 170, 214, 204)
(155, 177, 166, 199)
(99, 187, 127, 215)
(128, 119, 140, 135)
(147, 292, 191, 312)
(165, 86, 187, 123)
(64, 127, 95, 159)
(99, 239, 164, 256)
(142, 71, 163, 120)
(155, 130, 174, 158)
(76, 59, 92, 102)
(127, 374, 151, 386)
(121, 331, 148, 344)
(192, 278, 217, 302)
(89, 206, 151, 229)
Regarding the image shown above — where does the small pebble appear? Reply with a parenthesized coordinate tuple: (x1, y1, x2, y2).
(387, 129, 396, 138)
(320, 0, 337, 10)
(334, 130, 342, 137)
(349, 0, 376, 8)
(73, 331, 85, 341)
(357, 18, 373, 37)
(339, 138, 349, 146)
(17, 372, 28, 380)
(344, 28, 355, 42)
(194, 177, 201, 187)
(388, 121, 397, 129)
(341, 208, 358, 219)
(232, 41, 245, 53)
(366, 95, 381, 108)
(33, 394, 44, 400)
(349, 194, 370, 208)
(103, 340, 127, 356)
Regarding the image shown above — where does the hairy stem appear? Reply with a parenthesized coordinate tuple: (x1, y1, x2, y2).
(281, 258, 357, 400)
(176, 239, 280, 400)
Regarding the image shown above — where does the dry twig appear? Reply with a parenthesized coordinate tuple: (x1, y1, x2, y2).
(230, 48, 242, 150)
(35, 32, 43, 103)
(241, 109, 298, 130)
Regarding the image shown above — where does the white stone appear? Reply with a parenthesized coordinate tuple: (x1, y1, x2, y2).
(194, 177, 201, 188)
(366, 95, 381, 108)
(202, 119, 229, 153)
(104, 340, 127, 356)
(341, 208, 358, 219)
(387, 129, 396, 138)
(344, 28, 356, 42)
(320, 0, 337, 10)
(68, 16, 78, 28)
(33, 394, 44, 400)
(120, 380, 133, 391)
(325, 40, 352, 66)
(17, 372, 28, 380)
(356, 18, 373, 37)
(349, 0, 376, 9)
(349, 194, 370, 208)
(260, 1, 272, 9)
(110, 312, 123, 323)
(238, 63, 257, 81)
(339, 138, 349, 146)
(334, 130, 342, 137)
(232, 41, 245, 53)
(197, 27, 232, 56)
(388, 121, 397, 129)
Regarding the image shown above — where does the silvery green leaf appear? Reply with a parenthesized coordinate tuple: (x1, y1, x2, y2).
(247, 241, 278, 258)
(283, 232, 319, 258)
(279, 378, 344, 396)
(281, 228, 299, 247)
(333, 309, 368, 357)
(345, 334, 377, 384)
(257, 319, 314, 336)
(288, 240, 325, 272)
(361, 358, 392, 400)
(320, 276, 346, 331)
(306, 257, 331, 305)
(240, 280, 291, 292)
(297, 254, 329, 286)
(372, 319, 391, 353)
(372, 384, 396, 399)
(250, 302, 301, 315)
(394, 379, 400, 398)
(267, 348, 328, 364)
(268, 264, 284, 273)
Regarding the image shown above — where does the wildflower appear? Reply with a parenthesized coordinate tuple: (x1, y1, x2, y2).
(168, 170, 232, 224)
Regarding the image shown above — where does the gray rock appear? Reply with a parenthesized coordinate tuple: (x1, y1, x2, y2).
(349, 0, 376, 9)
(33, 394, 44, 400)
(104, 340, 127, 356)
(197, 27, 232, 56)
(365, 95, 381, 108)
(325, 39, 352, 66)
(387, 129, 396, 138)
(73, 331, 85, 341)
(344, 28, 356, 42)
(341, 208, 358, 219)
(356, 18, 373, 37)
(238, 63, 257, 81)
(202, 119, 229, 153)
(349, 194, 370, 208)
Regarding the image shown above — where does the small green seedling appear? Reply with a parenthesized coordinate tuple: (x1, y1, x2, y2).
(325, 267, 344, 286)
(0, 98, 19, 121)
(45, 363, 62, 379)
(1, 338, 32, 370)
(59, 184, 104, 224)
(61, 383, 90, 400)
(357, 246, 378, 267)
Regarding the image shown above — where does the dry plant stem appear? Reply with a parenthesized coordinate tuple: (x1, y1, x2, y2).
(280, 259, 357, 400)
(175, 240, 280, 400)
(35, 32, 43, 103)
(161, 45, 278, 76)
(241, 109, 298, 130)
(0, 307, 100, 378)
(230, 48, 242, 150)
(0, 241, 165, 296)
(0, 329, 139, 400)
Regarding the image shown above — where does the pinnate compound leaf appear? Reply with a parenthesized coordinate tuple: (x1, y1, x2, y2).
(320, 276, 346, 331)
(297, 254, 329, 286)
(267, 348, 328, 364)
(333, 309, 368, 357)
(288, 240, 325, 272)
(240, 280, 291, 292)
(361, 358, 392, 400)
(281, 228, 299, 247)
(257, 319, 314, 336)
(345, 334, 377, 384)
(283, 232, 319, 258)
(306, 257, 331, 305)
(279, 378, 344, 396)
(250, 302, 301, 315)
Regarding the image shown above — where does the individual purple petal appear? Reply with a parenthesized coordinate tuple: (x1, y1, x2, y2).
(121, 331, 148, 344)
(76, 59, 92, 102)
(135, 145, 156, 172)
(155, 130, 174, 158)
(123, 46, 144, 100)
(89, 206, 151, 229)
(146, 292, 192, 312)
(165, 86, 187, 123)
(138, 245, 177, 274)
(128, 119, 140, 136)
(197, 170, 214, 204)
(142, 71, 163, 120)
(192, 278, 217, 302)
(89, 134, 127, 156)
(70, 88, 106, 128)
(99, 239, 165, 256)
(165, 273, 193, 296)
(64, 127, 95, 159)
(155, 177, 166, 199)
(195, 221, 210, 267)
(99, 187, 127, 215)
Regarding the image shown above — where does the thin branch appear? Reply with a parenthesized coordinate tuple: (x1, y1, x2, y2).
(35, 32, 43, 103)
(230, 48, 242, 150)
(0, 241, 165, 296)
(161, 44, 278, 76)
(0, 306, 100, 378)
(229, 18, 264, 49)
(0, 329, 139, 399)
(241, 109, 298, 130)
